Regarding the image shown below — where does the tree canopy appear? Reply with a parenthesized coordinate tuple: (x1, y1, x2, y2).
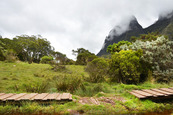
(72, 48, 97, 65)
(107, 41, 131, 54)
(0, 35, 54, 63)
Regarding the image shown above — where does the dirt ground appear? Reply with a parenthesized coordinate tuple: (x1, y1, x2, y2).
(78, 95, 126, 105)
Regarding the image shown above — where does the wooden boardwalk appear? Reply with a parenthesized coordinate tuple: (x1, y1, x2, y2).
(129, 87, 173, 100)
(0, 93, 72, 102)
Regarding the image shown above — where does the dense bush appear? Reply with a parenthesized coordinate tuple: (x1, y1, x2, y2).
(121, 36, 173, 83)
(107, 40, 131, 54)
(130, 32, 162, 42)
(109, 50, 143, 84)
(0, 41, 5, 61)
(51, 64, 67, 72)
(40, 56, 53, 64)
(86, 58, 109, 83)
(4, 49, 18, 63)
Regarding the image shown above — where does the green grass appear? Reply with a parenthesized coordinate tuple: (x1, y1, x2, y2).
(0, 61, 173, 114)
(0, 61, 89, 93)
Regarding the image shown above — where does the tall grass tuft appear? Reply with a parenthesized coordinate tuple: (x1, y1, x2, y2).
(75, 82, 113, 97)
(21, 80, 49, 93)
(55, 74, 83, 93)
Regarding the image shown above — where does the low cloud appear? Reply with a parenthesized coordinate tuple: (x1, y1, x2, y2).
(0, 0, 173, 59)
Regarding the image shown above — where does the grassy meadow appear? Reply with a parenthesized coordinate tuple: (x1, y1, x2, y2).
(0, 61, 173, 114)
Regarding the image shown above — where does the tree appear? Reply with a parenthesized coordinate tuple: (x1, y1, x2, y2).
(13, 35, 54, 63)
(107, 41, 131, 54)
(72, 48, 97, 65)
(52, 51, 67, 65)
(86, 58, 109, 83)
(109, 50, 143, 84)
(72, 48, 90, 56)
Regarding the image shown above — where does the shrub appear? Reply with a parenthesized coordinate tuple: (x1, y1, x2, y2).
(121, 36, 173, 83)
(5, 49, 17, 63)
(85, 58, 109, 83)
(55, 74, 82, 93)
(51, 64, 68, 72)
(40, 56, 53, 64)
(109, 50, 143, 84)
(130, 32, 162, 42)
(0, 41, 5, 61)
(107, 40, 131, 54)
(22, 80, 49, 93)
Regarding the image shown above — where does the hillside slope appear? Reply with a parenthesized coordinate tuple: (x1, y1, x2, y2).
(97, 11, 173, 56)
(97, 16, 145, 56)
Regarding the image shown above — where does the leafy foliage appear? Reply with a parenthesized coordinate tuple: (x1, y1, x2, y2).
(121, 36, 173, 82)
(52, 51, 67, 65)
(0, 40, 6, 61)
(40, 56, 53, 64)
(73, 48, 97, 65)
(86, 58, 109, 83)
(0, 35, 54, 63)
(109, 50, 143, 84)
(4, 49, 18, 63)
(130, 32, 163, 42)
(107, 40, 131, 54)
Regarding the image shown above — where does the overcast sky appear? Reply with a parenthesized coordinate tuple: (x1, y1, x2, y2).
(0, 0, 173, 59)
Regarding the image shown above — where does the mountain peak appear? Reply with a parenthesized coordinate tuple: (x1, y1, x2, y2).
(97, 16, 144, 56)
(129, 16, 143, 30)
(107, 16, 140, 40)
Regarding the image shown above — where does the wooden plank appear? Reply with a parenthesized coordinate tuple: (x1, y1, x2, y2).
(0, 93, 73, 102)
(151, 89, 172, 95)
(169, 87, 173, 90)
(56, 94, 62, 100)
(142, 89, 165, 97)
(132, 90, 153, 97)
(0, 93, 16, 100)
(0, 93, 5, 96)
(16, 93, 38, 100)
(159, 88, 173, 93)
(61, 93, 70, 100)
(69, 94, 72, 100)
(43, 93, 60, 100)
(31, 93, 49, 100)
(5, 93, 27, 101)
(129, 91, 146, 98)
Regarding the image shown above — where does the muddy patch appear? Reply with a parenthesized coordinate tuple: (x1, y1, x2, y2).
(78, 96, 126, 105)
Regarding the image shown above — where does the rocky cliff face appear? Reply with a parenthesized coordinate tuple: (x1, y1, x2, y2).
(97, 16, 145, 56)
(145, 11, 173, 39)
(97, 11, 173, 56)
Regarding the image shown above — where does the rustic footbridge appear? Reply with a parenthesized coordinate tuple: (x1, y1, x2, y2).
(0, 93, 72, 104)
(129, 87, 173, 100)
